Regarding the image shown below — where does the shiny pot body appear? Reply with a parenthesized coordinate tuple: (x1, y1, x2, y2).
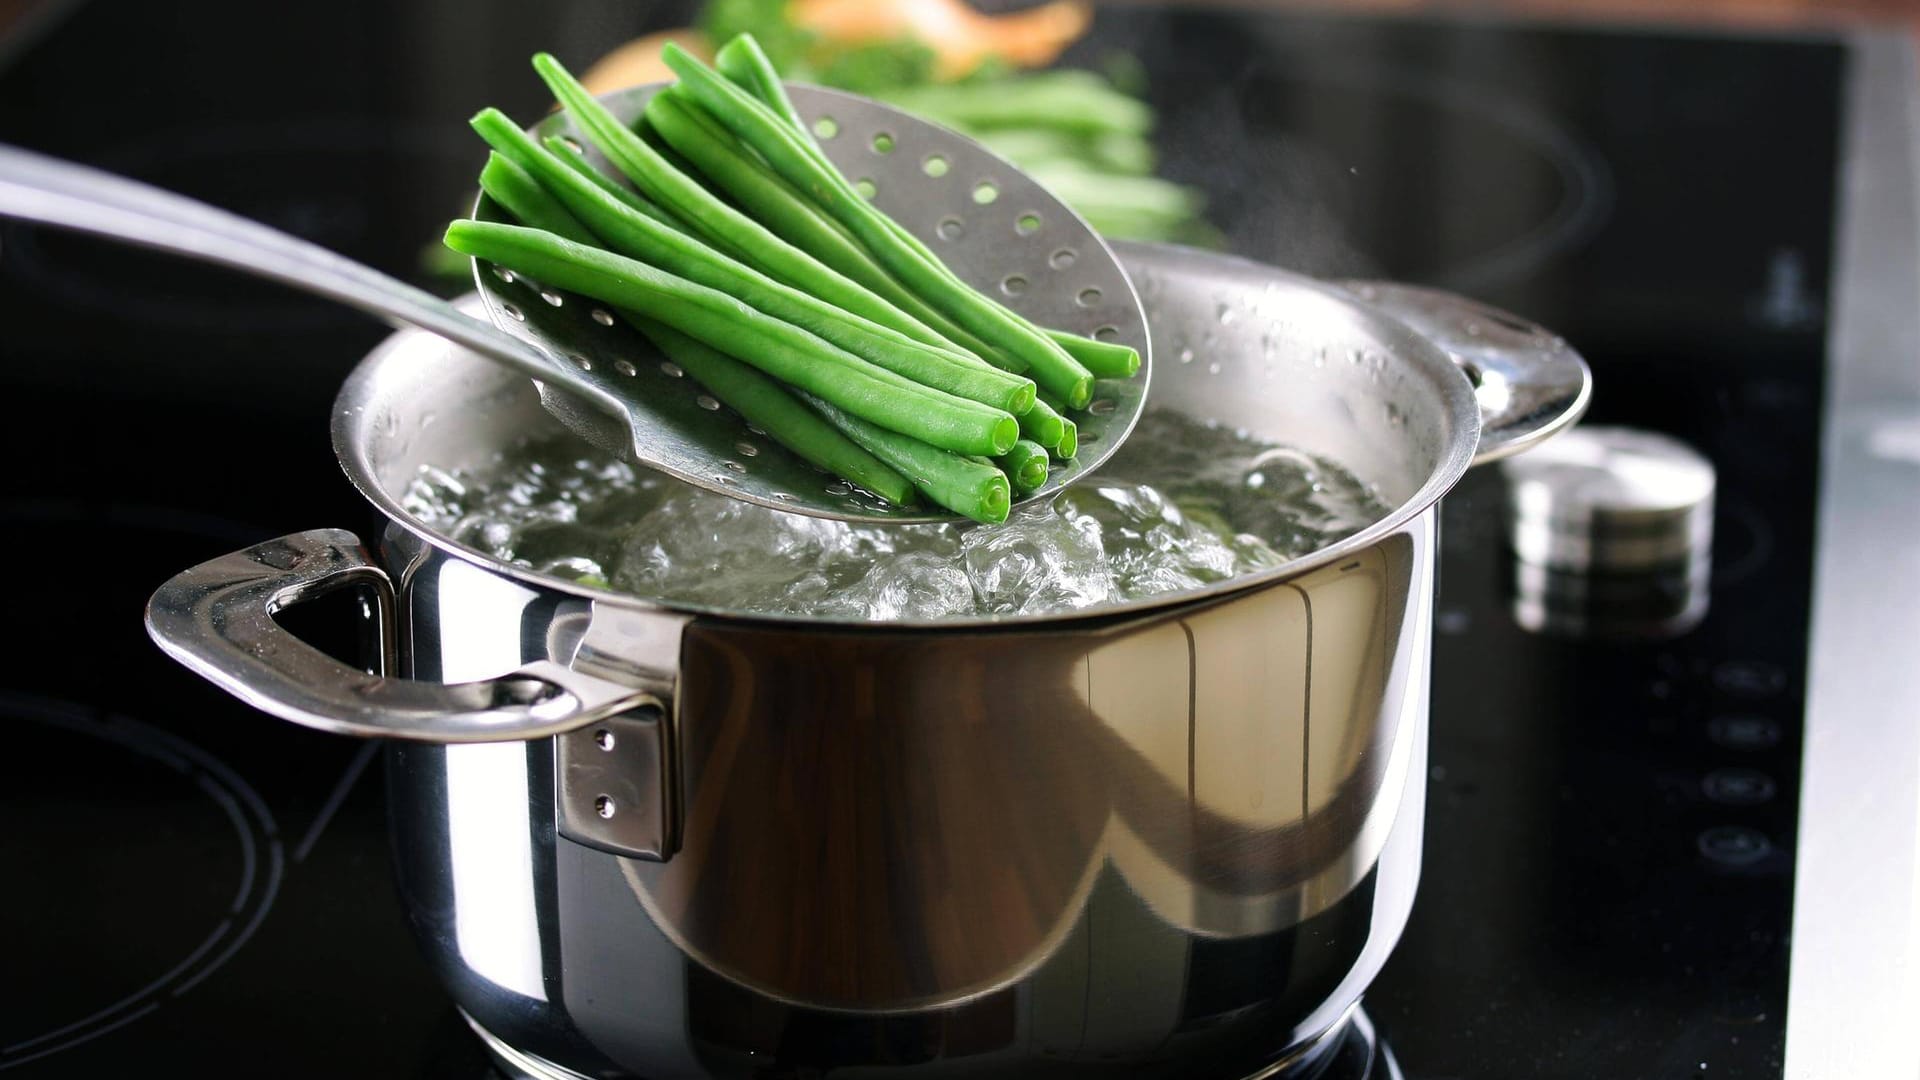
(147, 243, 1587, 1079)
(384, 514, 1431, 1078)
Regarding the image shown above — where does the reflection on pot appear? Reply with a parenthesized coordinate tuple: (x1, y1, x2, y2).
(1098, 538, 1415, 939)
(612, 529, 1418, 1013)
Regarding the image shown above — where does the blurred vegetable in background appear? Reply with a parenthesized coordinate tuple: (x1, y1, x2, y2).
(584, 0, 1215, 245)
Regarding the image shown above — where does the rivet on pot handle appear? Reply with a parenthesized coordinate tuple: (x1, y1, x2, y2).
(1341, 281, 1593, 464)
(144, 529, 656, 743)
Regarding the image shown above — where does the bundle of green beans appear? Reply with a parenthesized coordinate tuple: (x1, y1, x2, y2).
(443, 33, 1142, 525)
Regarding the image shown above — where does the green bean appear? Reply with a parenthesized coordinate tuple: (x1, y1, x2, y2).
(711, 51, 1140, 392)
(696, 53, 1085, 389)
(645, 92, 870, 282)
(713, 33, 808, 141)
(471, 110, 1035, 414)
(630, 320, 916, 506)
(878, 71, 1154, 139)
(661, 43, 1097, 408)
(444, 221, 1017, 457)
(1033, 391, 1080, 460)
(695, 50, 1052, 381)
(970, 128, 1158, 177)
(478, 152, 597, 245)
(645, 90, 1010, 366)
(633, 111, 700, 177)
(701, 44, 1110, 390)
(996, 440, 1049, 493)
(805, 395, 1011, 524)
(530, 53, 956, 353)
(1018, 395, 1067, 450)
(1055, 414, 1078, 460)
(543, 136, 692, 233)
(1045, 328, 1140, 378)
(697, 47, 1098, 469)
(476, 158, 914, 506)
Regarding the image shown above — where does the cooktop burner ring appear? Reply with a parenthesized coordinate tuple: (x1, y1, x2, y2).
(0, 694, 282, 1071)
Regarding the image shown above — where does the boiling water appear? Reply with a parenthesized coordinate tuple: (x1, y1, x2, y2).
(402, 411, 1390, 620)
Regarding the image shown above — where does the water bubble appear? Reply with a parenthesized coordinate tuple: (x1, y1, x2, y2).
(400, 413, 1389, 620)
(1178, 347, 1195, 365)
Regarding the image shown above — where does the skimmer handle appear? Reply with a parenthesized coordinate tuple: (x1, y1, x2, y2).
(0, 142, 622, 416)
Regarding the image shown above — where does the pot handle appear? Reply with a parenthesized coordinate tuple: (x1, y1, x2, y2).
(1341, 281, 1592, 464)
(144, 529, 655, 743)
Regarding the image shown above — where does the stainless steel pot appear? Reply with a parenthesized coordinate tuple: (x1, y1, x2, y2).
(145, 242, 1587, 1079)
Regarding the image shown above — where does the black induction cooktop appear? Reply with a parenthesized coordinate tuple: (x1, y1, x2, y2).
(0, 3, 1846, 1076)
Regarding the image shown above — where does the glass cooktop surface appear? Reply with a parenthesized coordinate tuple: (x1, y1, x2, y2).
(0, 3, 1839, 1076)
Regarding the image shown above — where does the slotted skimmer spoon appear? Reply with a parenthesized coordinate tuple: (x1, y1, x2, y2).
(0, 84, 1148, 524)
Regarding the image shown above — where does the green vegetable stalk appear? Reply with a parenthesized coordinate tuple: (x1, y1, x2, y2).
(444, 220, 1018, 458)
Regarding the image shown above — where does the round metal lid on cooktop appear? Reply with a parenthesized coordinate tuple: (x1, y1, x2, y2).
(1502, 426, 1716, 574)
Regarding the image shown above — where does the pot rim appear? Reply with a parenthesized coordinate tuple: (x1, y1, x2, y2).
(332, 242, 1481, 630)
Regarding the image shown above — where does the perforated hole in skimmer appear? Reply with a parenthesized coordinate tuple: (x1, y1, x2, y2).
(468, 82, 1149, 523)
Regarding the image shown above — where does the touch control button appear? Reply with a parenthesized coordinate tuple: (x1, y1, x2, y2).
(1697, 825, 1772, 866)
(1709, 715, 1783, 751)
(1702, 767, 1777, 805)
(1713, 660, 1787, 698)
